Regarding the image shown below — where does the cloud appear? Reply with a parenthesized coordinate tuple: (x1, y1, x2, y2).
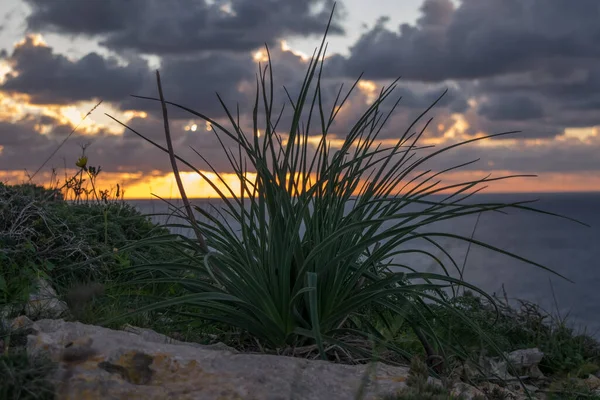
(332, 0, 600, 140)
(434, 135, 600, 174)
(0, 114, 109, 172)
(24, 0, 345, 55)
(121, 51, 257, 120)
(477, 93, 545, 121)
(0, 35, 150, 104)
(0, 110, 240, 176)
(479, 63, 600, 114)
(2, 101, 599, 195)
(1, 0, 598, 187)
(467, 67, 600, 136)
(343, 0, 600, 82)
(0, 35, 256, 121)
(235, 45, 470, 141)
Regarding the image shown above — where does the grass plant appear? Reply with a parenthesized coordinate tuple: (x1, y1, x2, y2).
(0, 151, 183, 322)
(104, 5, 586, 379)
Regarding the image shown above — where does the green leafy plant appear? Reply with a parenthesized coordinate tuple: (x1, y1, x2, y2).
(106, 6, 585, 374)
(0, 162, 184, 324)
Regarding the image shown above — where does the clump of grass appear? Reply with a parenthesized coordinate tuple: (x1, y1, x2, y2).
(0, 349, 56, 400)
(421, 290, 600, 377)
(0, 323, 56, 400)
(546, 378, 599, 400)
(0, 183, 65, 312)
(105, 5, 585, 373)
(0, 153, 186, 325)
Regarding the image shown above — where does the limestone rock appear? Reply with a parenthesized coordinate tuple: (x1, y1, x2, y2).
(121, 324, 238, 353)
(453, 381, 533, 400)
(585, 374, 600, 390)
(507, 347, 544, 378)
(25, 278, 69, 319)
(0, 278, 69, 321)
(9, 315, 36, 330)
(480, 347, 544, 380)
(26, 319, 412, 400)
(451, 382, 486, 399)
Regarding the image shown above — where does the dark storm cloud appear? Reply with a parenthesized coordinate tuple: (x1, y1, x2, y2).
(426, 135, 600, 174)
(2, 0, 598, 180)
(467, 114, 565, 140)
(479, 63, 600, 113)
(0, 115, 112, 172)
(242, 45, 469, 139)
(333, 0, 600, 137)
(1, 106, 598, 186)
(24, 0, 344, 55)
(477, 94, 545, 121)
(0, 36, 256, 120)
(343, 0, 600, 82)
(397, 85, 468, 113)
(0, 112, 239, 175)
(0, 36, 150, 104)
(0, 119, 47, 149)
(469, 66, 600, 134)
(121, 52, 256, 120)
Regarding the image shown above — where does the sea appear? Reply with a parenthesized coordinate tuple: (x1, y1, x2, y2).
(129, 192, 600, 335)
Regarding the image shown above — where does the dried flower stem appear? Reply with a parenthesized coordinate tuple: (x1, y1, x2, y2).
(155, 70, 208, 253)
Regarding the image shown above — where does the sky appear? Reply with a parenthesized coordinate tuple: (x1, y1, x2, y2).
(0, 0, 599, 199)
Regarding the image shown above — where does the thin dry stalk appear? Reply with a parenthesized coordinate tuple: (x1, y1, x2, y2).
(154, 70, 208, 253)
(28, 100, 103, 182)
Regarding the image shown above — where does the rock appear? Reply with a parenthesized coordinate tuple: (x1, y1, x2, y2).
(451, 382, 486, 399)
(24, 278, 69, 319)
(480, 347, 544, 380)
(455, 381, 529, 400)
(585, 374, 600, 390)
(508, 382, 540, 398)
(26, 318, 412, 400)
(479, 382, 524, 400)
(10, 315, 36, 330)
(479, 353, 513, 380)
(121, 324, 238, 353)
(524, 383, 540, 393)
(0, 278, 68, 332)
(507, 348, 545, 378)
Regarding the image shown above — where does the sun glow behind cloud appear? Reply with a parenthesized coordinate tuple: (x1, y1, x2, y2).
(0, 62, 13, 85)
(0, 34, 144, 136)
(14, 33, 47, 48)
(280, 40, 310, 61)
(0, 85, 144, 136)
(253, 40, 315, 64)
(357, 80, 378, 105)
(561, 127, 598, 142)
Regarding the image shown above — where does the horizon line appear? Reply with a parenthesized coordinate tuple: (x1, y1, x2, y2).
(120, 190, 600, 201)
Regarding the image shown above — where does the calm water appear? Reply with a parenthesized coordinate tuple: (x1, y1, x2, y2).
(129, 192, 600, 335)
